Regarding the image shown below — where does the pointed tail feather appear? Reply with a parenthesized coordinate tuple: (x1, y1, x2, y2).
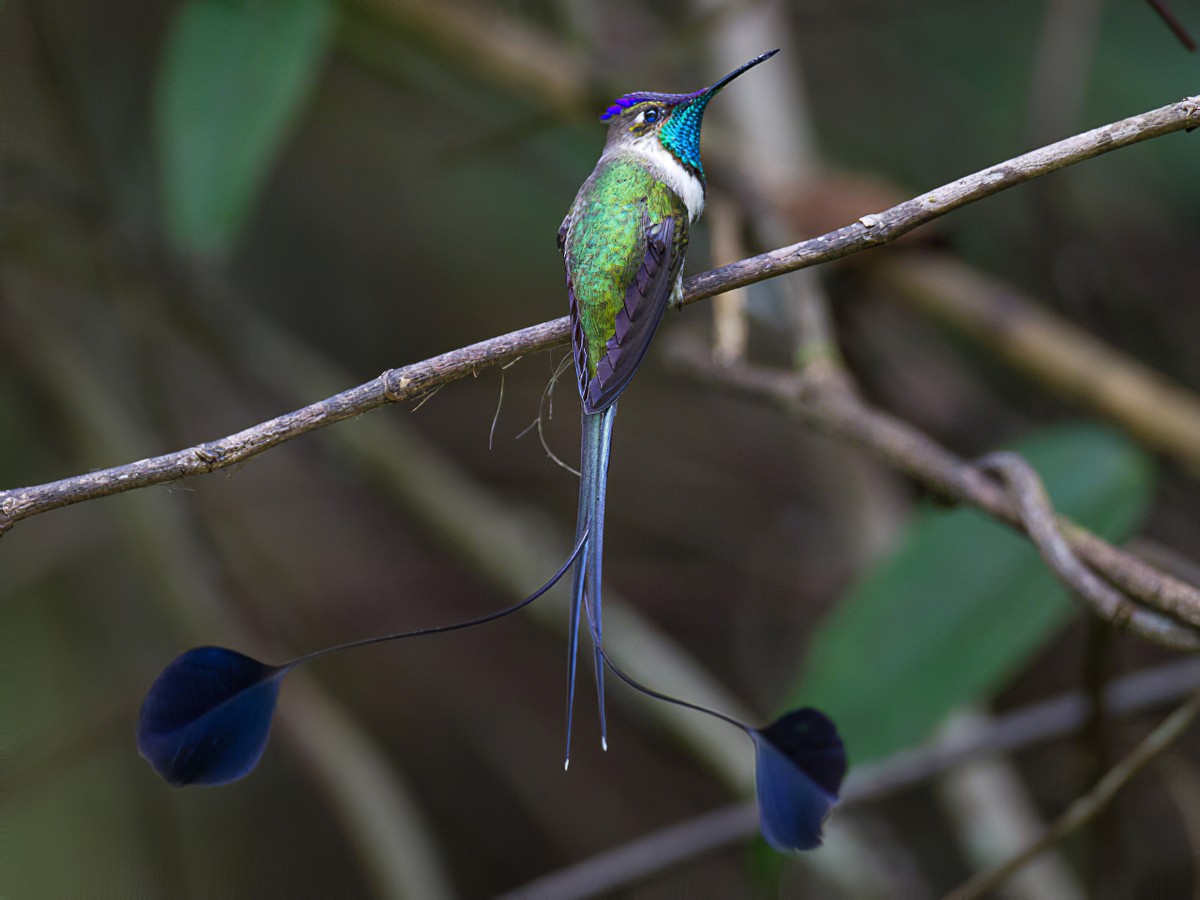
(564, 403, 617, 767)
(588, 404, 616, 751)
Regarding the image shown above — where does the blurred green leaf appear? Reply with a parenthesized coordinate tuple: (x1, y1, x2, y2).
(154, 0, 333, 253)
(789, 423, 1156, 764)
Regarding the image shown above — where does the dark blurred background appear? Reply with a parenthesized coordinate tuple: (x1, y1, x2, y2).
(3, 0, 1200, 896)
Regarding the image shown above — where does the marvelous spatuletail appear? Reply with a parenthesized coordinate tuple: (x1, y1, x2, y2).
(137, 49, 847, 853)
(558, 49, 785, 764)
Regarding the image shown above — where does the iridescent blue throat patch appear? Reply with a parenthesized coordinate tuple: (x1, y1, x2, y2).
(659, 96, 710, 175)
(598, 89, 713, 175)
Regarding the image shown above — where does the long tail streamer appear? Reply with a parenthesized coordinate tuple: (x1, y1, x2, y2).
(565, 402, 617, 767)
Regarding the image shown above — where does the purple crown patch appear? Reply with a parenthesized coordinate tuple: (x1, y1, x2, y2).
(599, 89, 705, 122)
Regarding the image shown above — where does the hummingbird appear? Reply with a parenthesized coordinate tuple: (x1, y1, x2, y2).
(557, 50, 780, 765)
(135, 47, 845, 849)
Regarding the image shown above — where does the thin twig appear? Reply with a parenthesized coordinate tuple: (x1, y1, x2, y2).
(947, 691, 1200, 900)
(528, 353, 580, 476)
(2, 94, 1197, 533)
(1146, 0, 1198, 51)
(934, 711, 1086, 900)
(488, 366, 506, 449)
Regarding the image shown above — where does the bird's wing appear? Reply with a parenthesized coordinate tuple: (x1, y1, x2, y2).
(566, 196, 688, 413)
(583, 212, 684, 412)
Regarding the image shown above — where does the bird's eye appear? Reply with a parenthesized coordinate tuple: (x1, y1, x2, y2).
(643, 108, 661, 124)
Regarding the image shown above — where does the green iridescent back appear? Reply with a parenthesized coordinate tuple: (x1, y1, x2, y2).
(564, 155, 689, 387)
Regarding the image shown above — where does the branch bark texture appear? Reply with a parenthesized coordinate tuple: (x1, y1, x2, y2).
(667, 340, 1200, 641)
(1, 94, 1197, 532)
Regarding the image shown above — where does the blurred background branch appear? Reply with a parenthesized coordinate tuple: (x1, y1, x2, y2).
(949, 690, 1200, 899)
(873, 253, 1200, 477)
(668, 338, 1200, 640)
(506, 655, 1200, 898)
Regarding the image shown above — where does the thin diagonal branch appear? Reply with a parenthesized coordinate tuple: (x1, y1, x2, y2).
(1146, 0, 1197, 51)
(947, 690, 1200, 900)
(1, 93, 1197, 533)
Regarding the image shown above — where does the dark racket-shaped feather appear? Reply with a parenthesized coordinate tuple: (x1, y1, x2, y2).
(582, 599, 847, 851)
(138, 537, 587, 787)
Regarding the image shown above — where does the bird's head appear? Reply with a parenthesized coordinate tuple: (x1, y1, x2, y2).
(599, 49, 779, 181)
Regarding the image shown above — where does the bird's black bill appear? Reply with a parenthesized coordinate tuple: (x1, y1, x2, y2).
(703, 48, 780, 97)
